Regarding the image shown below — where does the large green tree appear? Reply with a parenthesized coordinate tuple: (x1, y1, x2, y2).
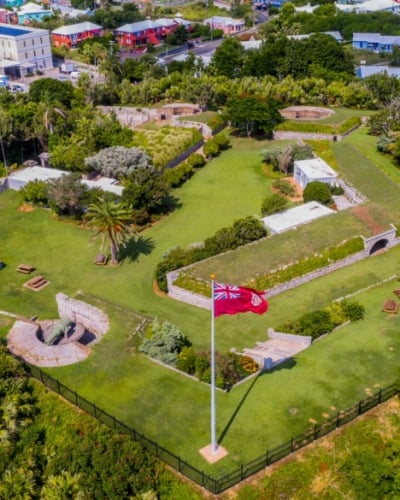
(224, 95, 282, 137)
(86, 198, 134, 265)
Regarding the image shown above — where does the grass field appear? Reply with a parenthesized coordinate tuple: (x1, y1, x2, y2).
(1, 130, 400, 478)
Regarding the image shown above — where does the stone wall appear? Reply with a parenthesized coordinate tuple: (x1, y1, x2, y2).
(273, 131, 339, 141)
(268, 328, 312, 347)
(56, 293, 109, 336)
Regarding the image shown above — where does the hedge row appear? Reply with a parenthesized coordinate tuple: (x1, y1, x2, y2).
(278, 299, 365, 339)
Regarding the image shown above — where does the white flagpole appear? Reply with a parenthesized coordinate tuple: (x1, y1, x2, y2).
(210, 274, 217, 454)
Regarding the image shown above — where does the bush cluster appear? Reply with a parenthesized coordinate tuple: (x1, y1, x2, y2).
(139, 321, 259, 388)
(203, 131, 231, 158)
(155, 216, 267, 292)
(278, 299, 365, 339)
(139, 319, 190, 366)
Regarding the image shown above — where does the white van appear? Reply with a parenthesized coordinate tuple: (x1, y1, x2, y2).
(70, 71, 80, 80)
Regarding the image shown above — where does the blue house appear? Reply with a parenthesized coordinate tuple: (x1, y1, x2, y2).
(353, 33, 400, 53)
(17, 2, 52, 25)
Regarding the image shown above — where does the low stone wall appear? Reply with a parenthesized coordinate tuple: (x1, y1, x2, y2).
(56, 293, 109, 336)
(167, 271, 210, 310)
(273, 131, 340, 141)
(268, 328, 312, 347)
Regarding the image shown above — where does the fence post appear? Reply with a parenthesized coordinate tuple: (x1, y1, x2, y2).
(291, 437, 295, 452)
(266, 449, 270, 466)
(74, 391, 78, 406)
(336, 411, 340, 428)
(378, 389, 382, 404)
(313, 424, 319, 440)
(240, 464, 244, 481)
(57, 380, 60, 394)
(358, 400, 362, 415)
(93, 405, 97, 418)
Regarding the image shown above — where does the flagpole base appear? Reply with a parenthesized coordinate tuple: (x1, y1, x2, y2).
(199, 444, 228, 464)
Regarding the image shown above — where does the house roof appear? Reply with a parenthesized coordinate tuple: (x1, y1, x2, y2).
(204, 16, 244, 27)
(18, 2, 52, 13)
(357, 65, 400, 78)
(52, 21, 102, 35)
(294, 157, 337, 180)
(262, 201, 335, 234)
(0, 24, 31, 36)
(353, 32, 400, 45)
(8, 166, 123, 195)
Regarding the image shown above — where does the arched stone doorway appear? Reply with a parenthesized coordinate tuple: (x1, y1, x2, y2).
(369, 238, 389, 255)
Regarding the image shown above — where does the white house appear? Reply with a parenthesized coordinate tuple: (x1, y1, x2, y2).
(0, 23, 53, 77)
(7, 166, 124, 196)
(262, 201, 335, 234)
(294, 157, 338, 190)
(203, 16, 245, 35)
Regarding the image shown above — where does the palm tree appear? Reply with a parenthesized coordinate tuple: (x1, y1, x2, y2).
(86, 199, 134, 265)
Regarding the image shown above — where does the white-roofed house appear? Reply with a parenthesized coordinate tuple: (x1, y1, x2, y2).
(294, 157, 338, 190)
(262, 201, 335, 234)
(7, 166, 123, 196)
(203, 16, 245, 35)
(51, 22, 103, 49)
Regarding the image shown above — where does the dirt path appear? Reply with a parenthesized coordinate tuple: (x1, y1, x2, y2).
(350, 205, 385, 235)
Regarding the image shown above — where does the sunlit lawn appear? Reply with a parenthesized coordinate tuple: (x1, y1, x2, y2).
(1, 132, 400, 477)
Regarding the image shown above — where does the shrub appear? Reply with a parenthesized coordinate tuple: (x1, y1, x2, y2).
(272, 179, 296, 197)
(139, 319, 190, 366)
(341, 300, 365, 321)
(232, 216, 267, 246)
(203, 138, 219, 158)
(19, 180, 48, 206)
(187, 153, 206, 168)
(303, 181, 332, 205)
(213, 131, 231, 151)
(261, 193, 288, 216)
(298, 310, 334, 339)
(162, 163, 194, 188)
(176, 346, 197, 374)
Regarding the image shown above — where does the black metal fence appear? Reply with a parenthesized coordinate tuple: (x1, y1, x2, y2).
(24, 362, 398, 495)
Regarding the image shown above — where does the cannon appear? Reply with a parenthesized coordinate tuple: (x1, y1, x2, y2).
(45, 317, 71, 346)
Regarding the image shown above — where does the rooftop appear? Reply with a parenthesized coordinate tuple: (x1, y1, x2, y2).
(262, 201, 335, 234)
(294, 157, 337, 180)
(52, 21, 102, 35)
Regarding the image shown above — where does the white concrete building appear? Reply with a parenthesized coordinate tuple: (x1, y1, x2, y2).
(262, 201, 335, 234)
(0, 23, 53, 77)
(294, 157, 338, 190)
(7, 166, 124, 196)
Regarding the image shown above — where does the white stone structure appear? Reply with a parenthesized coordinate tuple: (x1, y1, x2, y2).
(7, 165, 123, 196)
(56, 293, 109, 336)
(243, 329, 312, 370)
(294, 157, 338, 190)
(0, 23, 53, 77)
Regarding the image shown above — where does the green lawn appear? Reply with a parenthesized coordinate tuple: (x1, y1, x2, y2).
(1, 132, 400, 478)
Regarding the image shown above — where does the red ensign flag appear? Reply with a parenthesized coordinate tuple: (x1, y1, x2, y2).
(213, 282, 268, 317)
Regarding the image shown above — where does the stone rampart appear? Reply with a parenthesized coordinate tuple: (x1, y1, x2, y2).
(56, 293, 109, 336)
